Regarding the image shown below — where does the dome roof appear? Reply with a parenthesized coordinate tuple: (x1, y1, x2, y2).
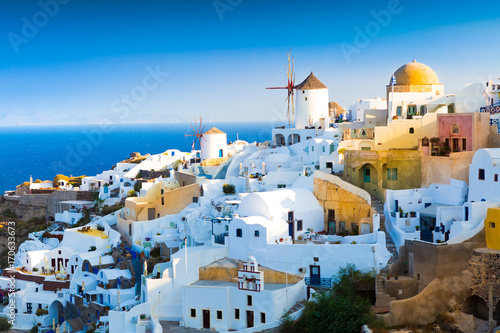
(391, 60, 440, 86)
(203, 127, 225, 135)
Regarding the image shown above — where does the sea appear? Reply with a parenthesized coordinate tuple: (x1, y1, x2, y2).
(0, 121, 274, 194)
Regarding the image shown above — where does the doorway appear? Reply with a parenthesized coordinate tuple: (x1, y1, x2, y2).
(148, 208, 155, 221)
(363, 167, 370, 183)
(246, 310, 254, 328)
(288, 221, 294, 239)
(310, 265, 320, 285)
(202, 309, 210, 329)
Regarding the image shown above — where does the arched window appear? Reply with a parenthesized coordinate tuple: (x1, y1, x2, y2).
(420, 105, 427, 115)
(451, 123, 460, 134)
(448, 104, 454, 113)
(409, 127, 414, 134)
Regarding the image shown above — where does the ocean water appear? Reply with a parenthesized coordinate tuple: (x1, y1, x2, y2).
(0, 122, 273, 193)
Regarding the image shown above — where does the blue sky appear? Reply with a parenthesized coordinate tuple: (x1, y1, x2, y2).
(1, 0, 500, 126)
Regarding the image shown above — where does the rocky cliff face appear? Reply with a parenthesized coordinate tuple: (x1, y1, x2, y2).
(0, 196, 47, 221)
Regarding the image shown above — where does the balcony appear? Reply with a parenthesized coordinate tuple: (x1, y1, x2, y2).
(480, 102, 500, 114)
(305, 277, 332, 288)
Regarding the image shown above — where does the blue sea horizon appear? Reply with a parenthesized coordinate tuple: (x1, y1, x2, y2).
(0, 121, 276, 194)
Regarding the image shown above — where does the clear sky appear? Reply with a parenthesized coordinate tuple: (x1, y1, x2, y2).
(1, 0, 500, 126)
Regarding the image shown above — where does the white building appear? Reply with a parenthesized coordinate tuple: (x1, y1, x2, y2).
(54, 200, 94, 225)
(469, 148, 500, 203)
(201, 127, 227, 161)
(348, 97, 387, 122)
(182, 256, 305, 331)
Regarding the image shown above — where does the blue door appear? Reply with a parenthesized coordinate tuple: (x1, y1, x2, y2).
(363, 167, 370, 183)
(310, 265, 320, 285)
(288, 221, 294, 239)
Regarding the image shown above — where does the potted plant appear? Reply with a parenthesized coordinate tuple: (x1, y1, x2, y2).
(415, 226, 420, 231)
(387, 275, 391, 280)
(410, 211, 416, 218)
(395, 274, 399, 280)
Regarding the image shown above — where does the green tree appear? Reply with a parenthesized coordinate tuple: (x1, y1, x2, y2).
(222, 184, 236, 195)
(0, 316, 12, 331)
(294, 264, 374, 333)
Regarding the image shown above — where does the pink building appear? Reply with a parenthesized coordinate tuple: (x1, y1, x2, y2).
(435, 113, 490, 154)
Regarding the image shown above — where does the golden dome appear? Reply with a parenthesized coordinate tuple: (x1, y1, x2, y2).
(391, 60, 440, 86)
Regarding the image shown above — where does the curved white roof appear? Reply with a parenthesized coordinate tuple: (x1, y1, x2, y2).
(236, 188, 320, 220)
(472, 149, 500, 167)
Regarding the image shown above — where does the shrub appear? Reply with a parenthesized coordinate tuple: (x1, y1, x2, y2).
(279, 311, 299, 333)
(222, 184, 236, 195)
(32, 267, 39, 272)
(35, 308, 48, 316)
(293, 264, 376, 333)
(0, 317, 12, 331)
(30, 325, 39, 333)
(128, 190, 138, 197)
(150, 247, 161, 258)
(1, 208, 16, 219)
(96, 224, 105, 232)
(88, 246, 97, 252)
(53, 174, 69, 188)
(134, 181, 142, 192)
(101, 204, 123, 216)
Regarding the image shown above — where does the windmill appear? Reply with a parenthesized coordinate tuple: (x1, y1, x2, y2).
(185, 116, 206, 159)
(267, 50, 296, 126)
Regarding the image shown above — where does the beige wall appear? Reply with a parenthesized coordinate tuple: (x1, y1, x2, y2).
(375, 113, 438, 151)
(125, 182, 200, 221)
(420, 151, 474, 186)
(313, 172, 372, 233)
(344, 149, 422, 202)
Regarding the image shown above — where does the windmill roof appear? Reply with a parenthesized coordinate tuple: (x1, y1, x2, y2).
(295, 72, 327, 90)
(203, 127, 226, 135)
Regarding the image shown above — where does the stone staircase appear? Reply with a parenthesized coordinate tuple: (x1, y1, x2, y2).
(371, 195, 399, 308)
(287, 300, 306, 315)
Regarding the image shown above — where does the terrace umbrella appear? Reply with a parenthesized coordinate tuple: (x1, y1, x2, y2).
(82, 280, 85, 293)
(56, 324, 60, 333)
(99, 255, 102, 266)
(53, 318, 55, 331)
(62, 322, 66, 333)
(59, 261, 65, 275)
(143, 261, 148, 277)
(45, 258, 49, 275)
(117, 289, 121, 307)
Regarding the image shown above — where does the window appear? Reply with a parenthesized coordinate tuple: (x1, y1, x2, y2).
(409, 127, 414, 134)
(313, 257, 319, 262)
(490, 222, 496, 229)
(495, 174, 498, 182)
(129, 224, 132, 236)
(288, 211, 294, 221)
(126, 208, 130, 216)
(305, 97, 308, 101)
(277, 184, 286, 188)
(217, 310, 223, 320)
(387, 168, 398, 181)
(396, 106, 402, 116)
(190, 308, 196, 318)
(234, 308, 240, 320)
(479, 169, 485, 181)
(236, 228, 242, 238)
(247, 295, 252, 306)
(261, 312, 266, 324)
(420, 105, 427, 115)
(161, 189, 164, 195)
(339, 222, 345, 232)
(297, 220, 303, 231)
(451, 123, 460, 134)
(407, 105, 416, 116)
(193, 197, 198, 203)
(311, 146, 314, 152)
(328, 209, 335, 221)
(462, 138, 467, 151)
(322, 146, 325, 152)
(161, 197, 164, 205)
(254, 230, 260, 237)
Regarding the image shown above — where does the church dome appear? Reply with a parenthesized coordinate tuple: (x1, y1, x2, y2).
(391, 60, 440, 86)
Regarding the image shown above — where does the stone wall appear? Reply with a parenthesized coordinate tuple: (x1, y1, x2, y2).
(175, 171, 197, 187)
(200, 157, 229, 167)
(313, 171, 373, 233)
(421, 151, 474, 187)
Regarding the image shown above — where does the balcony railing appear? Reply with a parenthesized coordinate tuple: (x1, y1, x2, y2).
(305, 277, 332, 288)
(480, 102, 500, 114)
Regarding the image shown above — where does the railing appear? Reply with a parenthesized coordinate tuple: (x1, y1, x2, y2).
(491, 119, 500, 134)
(214, 233, 227, 245)
(305, 277, 332, 288)
(480, 102, 500, 114)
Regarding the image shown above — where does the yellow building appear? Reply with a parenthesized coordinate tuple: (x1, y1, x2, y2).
(485, 208, 500, 250)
